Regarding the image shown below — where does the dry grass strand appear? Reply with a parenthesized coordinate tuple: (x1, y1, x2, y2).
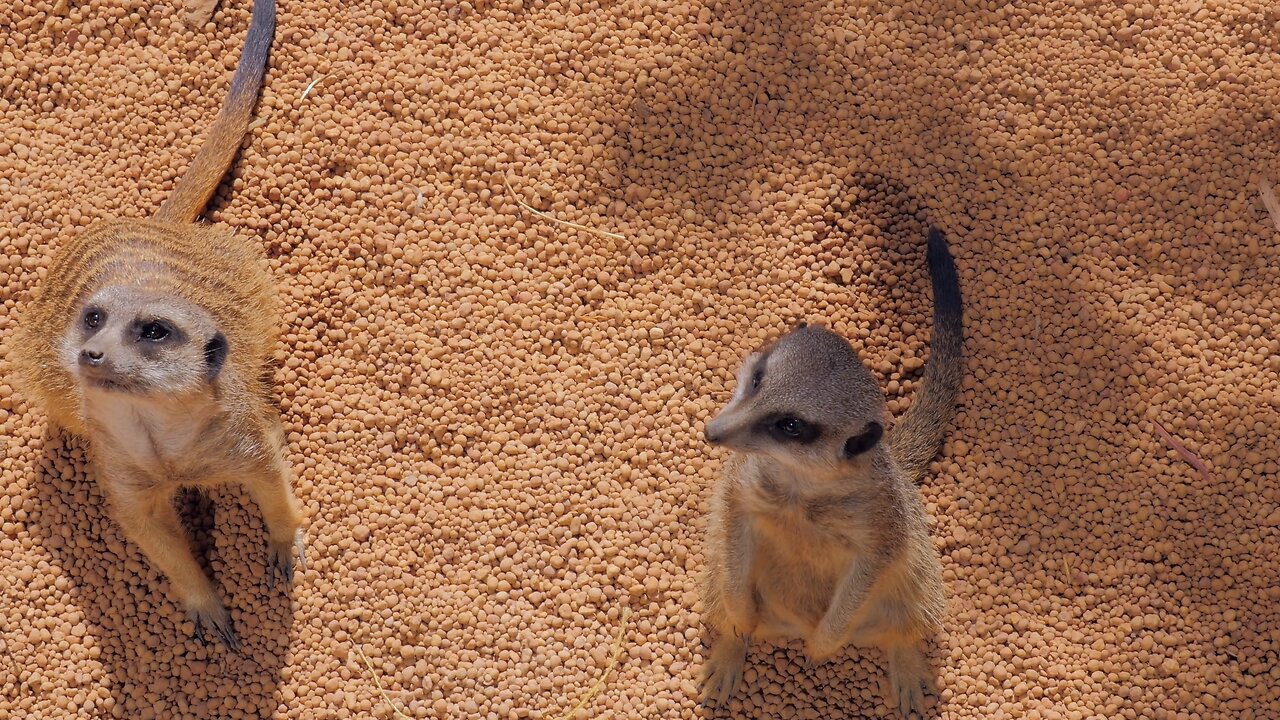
(547, 607, 631, 720)
(503, 173, 625, 241)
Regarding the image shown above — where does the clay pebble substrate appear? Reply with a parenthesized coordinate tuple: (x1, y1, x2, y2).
(2, 0, 1279, 718)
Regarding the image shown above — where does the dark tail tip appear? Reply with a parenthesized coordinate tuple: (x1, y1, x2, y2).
(926, 227, 962, 324)
(886, 226, 966, 482)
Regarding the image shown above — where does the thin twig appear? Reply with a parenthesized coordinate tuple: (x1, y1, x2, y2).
(504, 173, 625, 241)
(549, 607, 631, 720)
(1153, 420, 1211, 481)
(356, 644, 414, 720)
(302, 72, 337, 100)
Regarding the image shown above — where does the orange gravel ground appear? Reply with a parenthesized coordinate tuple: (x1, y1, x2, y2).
(2, 0, 1279, 718)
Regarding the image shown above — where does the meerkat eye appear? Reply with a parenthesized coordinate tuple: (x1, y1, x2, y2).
(768, 415, 819, 443)
(139, 322, 170, 341)
(83, 309, 103, 329)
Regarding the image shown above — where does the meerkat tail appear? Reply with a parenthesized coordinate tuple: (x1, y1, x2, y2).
(154, 0, 276, 224)
(888, 227, 964, 482)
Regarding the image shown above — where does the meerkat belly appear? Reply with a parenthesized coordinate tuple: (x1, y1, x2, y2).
(83, 393, 230, 484)
(750, 515, 853, 640)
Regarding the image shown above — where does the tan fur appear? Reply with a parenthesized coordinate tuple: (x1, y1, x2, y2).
(10, 0, 293, 649)
(699, 228, 964, 716)
(156, 0, 276, 224)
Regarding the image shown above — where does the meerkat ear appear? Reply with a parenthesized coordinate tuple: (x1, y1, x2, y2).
(841, 421, 883, 458)
(204, 332, 228, 379)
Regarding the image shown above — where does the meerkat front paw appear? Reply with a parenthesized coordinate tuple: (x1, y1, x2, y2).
(267, 528, 307, 589)
(189, 599, 240, 652)
(803, 628, 843, 665)
(886, 645, 933, 718)
(890, 672, 928, 718)
(700, 634, 749, 708)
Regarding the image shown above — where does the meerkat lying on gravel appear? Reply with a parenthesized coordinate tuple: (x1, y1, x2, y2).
(12, 0, 301, 650)
(699, 227, 964, 716)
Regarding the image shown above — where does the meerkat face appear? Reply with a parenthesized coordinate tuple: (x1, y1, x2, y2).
(704, 324, 888, 477)
(59, 286, 228, 397)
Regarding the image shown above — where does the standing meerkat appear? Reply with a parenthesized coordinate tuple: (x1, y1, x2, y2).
(11, 0, 300, 650)
(699, 227, 964, 716)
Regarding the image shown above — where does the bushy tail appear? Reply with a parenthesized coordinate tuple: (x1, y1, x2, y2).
(889, 227, 964, 482)
(154, 0, 275, 223)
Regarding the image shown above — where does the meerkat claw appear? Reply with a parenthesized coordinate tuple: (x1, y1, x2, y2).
(700, 635, 748, 708)
(267, 543, 293, 589)
(191, 605, 240, 653)
(267, 529, 306, 589)
(894, 678, 926, 718)
(888, 647, 932, 718)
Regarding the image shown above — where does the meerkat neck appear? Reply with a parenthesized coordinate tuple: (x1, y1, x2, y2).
(84, 389, 222, 468)
(742, 450, 896, 498)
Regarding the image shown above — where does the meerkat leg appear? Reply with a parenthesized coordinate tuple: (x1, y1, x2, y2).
(701, 500, 757, 706)
(107, 482, 239, 650)
(885, 643, 932, 717)
(242, 449, 305, 589)
(719, 504, 759, 636)
(700, 633, 749, 707)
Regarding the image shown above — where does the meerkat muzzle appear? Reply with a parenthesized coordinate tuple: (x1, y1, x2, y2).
(79, 349, 105, 367)
(704, 407, 749, 446)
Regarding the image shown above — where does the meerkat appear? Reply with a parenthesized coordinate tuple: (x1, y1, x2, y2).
(11, 0, 300, 651)
(698, 227, 964, 716)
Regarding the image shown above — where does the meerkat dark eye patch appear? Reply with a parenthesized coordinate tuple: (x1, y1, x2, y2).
(842, 421, 884, 458)
(763, 414, 821, 444)
(204, 332, 228, 378)
(139, 321, 171, 341)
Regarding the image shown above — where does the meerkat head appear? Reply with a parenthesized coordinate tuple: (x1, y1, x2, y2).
(59, 286, 229, 397)
(704, 323, 888, 478)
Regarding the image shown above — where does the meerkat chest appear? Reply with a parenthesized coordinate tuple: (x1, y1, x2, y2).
(740, 465, 876, 550)
(83, 393, 222, 476)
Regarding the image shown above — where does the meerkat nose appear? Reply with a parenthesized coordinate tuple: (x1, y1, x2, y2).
(704, 427, 722, 444)
(79, 349, 105, 367)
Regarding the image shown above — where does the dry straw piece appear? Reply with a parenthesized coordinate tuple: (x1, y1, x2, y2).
(546, 607, 631, 720)
(1259, 177, 1280, 232)
(355, 644, 414, 720)
(1152, 420, 1212, 482)
(503, 173, 625, 241)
